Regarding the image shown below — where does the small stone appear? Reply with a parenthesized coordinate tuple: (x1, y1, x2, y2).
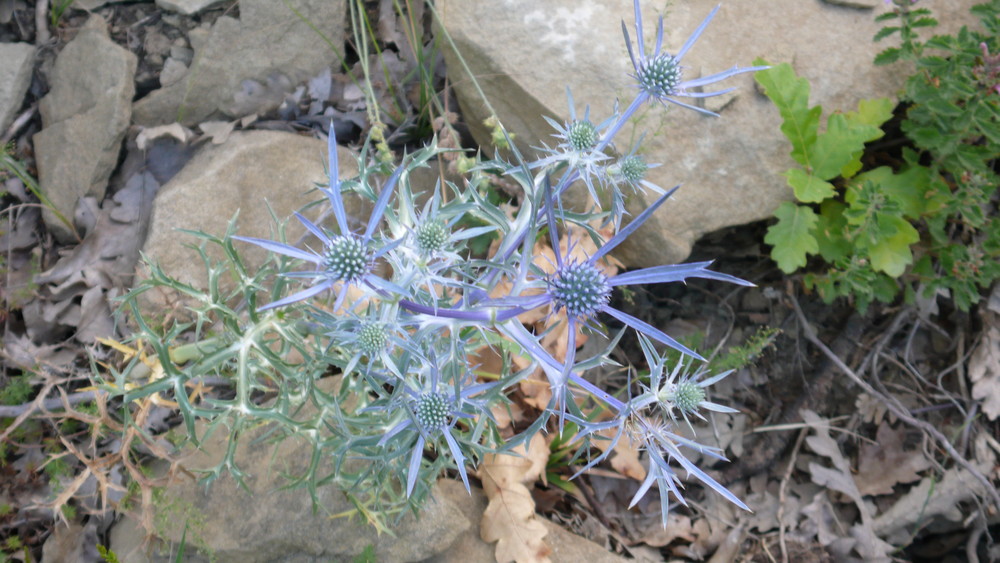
(155, 0, 225, 16)
(0, 43, 35, 132)
(143, 29, 172, 57)
(821, 0, 881, 8)
(169, 43, 194, 64)
(159, 57, 188, 86)
(134, 0, 346, 126)
(33, 15, 136, 243)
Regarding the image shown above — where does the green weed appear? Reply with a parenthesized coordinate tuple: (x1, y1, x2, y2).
(758, 0, 1000, 311)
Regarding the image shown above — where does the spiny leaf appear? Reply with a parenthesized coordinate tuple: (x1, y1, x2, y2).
(765, 202, 818, 273)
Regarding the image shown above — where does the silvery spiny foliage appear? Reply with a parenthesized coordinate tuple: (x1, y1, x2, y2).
(117, 0, 767, 528)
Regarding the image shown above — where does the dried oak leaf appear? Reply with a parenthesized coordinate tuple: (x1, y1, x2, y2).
(480, 435, 552, 563)
(855, 422, 931, 496)
(969, 325, 1000, 421)
(803, 410, 893, 562)
(873, 458, 994, 545)
(593, 426, 646, 481)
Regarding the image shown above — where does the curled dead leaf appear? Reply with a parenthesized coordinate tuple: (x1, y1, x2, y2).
(480, 435, 552, 563)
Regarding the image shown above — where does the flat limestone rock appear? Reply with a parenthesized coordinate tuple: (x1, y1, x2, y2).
(0, 42, 34, 132)
(438, 0, 978, 267)
(137, 130, 366, 317)
(107, 379, 470, 563)
(33, 16, 136, 243)
(132, 0, 345, 126)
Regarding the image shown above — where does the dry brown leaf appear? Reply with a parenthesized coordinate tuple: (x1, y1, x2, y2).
(640, 513, 696, 548)
(969, 325, 1000, 421)
(135, 123, 192, 151)
(873, 459, 994, 545)
(198, 119, 238, 144)
(592, 427, 646, 481)
(855, 422, 932, 496)
(803, 410, 893, 562)
(480, 435, 552, 563)
(855, 392, 891, 426)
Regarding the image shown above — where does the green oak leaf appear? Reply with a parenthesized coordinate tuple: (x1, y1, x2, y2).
(784, 168, 836, 203)
(765, 202, 818, 273)
(753, 60, 820, 168)
(815, 200, 852, 263)
(867, 216, 920, 277)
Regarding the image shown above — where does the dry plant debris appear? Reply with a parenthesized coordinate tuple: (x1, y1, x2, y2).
(479, 434, 552, 563)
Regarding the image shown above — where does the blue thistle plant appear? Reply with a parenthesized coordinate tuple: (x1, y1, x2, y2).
(564, 334, 747, 526)
(233, 131, 407, 311)
(532, 88, 616, 211)
(621, 1, 769, 117)
(601, 139, 664, 227)
(501, 186, 752, 362)
(385, 181, 496, 307)
(312, 302, 422, 380)
(490, 182, 752, 429)
(624, 334, 741, 432)
(626, 413, 749, 524)
(377, 350, 499, 497)
(117, 0, 771, 531)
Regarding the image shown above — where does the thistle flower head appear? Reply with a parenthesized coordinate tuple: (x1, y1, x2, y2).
(376, 347, 502, 498)
(549, 260, 612, 320)
(531, 88, 615, 210)
(623, 1, 769, 116)
(635, 335, 740, 432)
(415, 219, 449, 255)
(636, 53, 682, 99)
(659, 380, 706, 413)
(615, 154, 649, 183)
(414, 392, 450, 430)
(233, 127, 407, 311)
(323, 235, 369, 282)
(566, 119, 600, 151)
(357, 320, 389, 356)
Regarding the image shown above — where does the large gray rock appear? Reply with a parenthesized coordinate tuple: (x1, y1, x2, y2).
(132, 0, 345, 126)
(137, 130, 362, 316)
(0, 43, 34, 132)
(33, 15, 136, 243)
(108, 375, 469, 563)
(438, 0, 979, 267)
(107, 374, 626, 562)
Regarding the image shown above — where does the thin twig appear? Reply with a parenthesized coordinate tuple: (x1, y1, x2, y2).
(965, 512, 986, 563)
(0, 376, 233, 419)
(777, 427, 807, 563)
(35, 0, 50, 45)
(789, 295, 1000, 515)
(0, 389, 98, 419)
(0, 104, 37, 146)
